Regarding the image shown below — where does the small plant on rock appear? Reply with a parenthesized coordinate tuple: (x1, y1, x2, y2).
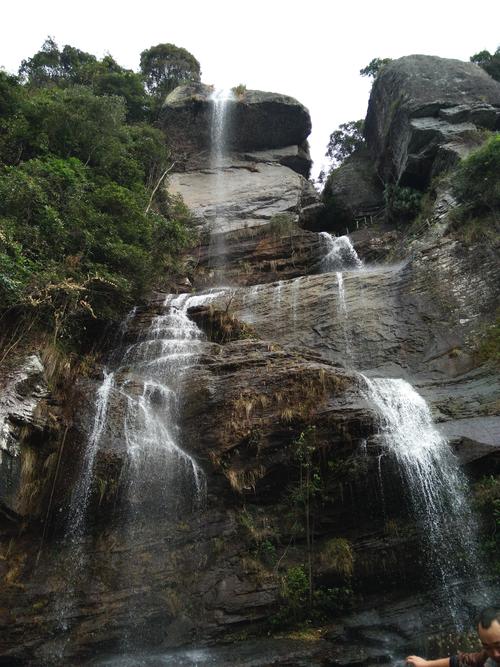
(232, 83, 247, 99)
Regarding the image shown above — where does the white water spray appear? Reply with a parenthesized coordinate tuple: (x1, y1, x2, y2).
(319, 233, 362, 273)
(66, 370, 114, 539)
(209, 88, 234, 281)
(59, 292, 215, 638)
(320, 233, 362, 360)
(361, 375, 486, 621)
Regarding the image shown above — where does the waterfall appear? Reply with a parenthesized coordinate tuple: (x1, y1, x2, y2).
(56, 370, 115, 633)
(59, 292, 213, 641)
(272, 279, 284, 312)
(319, 233, 362, 360)
(209, 88, 234, 282)
(319, 232, 362, 273)
(119, 292, 207, 514)
(361, 375, 486, 624)
(66, 370, 114, 540)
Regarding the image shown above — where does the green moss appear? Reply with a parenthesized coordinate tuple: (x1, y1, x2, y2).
(476, 312, 500, 367)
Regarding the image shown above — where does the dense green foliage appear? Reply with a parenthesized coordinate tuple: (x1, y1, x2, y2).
(0, 41, 196, 347)
(18, 38, 149, 122)
(470, 47, 500, 82)
(384, 184, 422, 223)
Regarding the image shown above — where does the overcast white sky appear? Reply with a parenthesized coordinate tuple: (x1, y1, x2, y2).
(2, 0, 499, 177)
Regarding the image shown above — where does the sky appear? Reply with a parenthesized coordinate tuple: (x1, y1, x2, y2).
(1, 0, 500, 178)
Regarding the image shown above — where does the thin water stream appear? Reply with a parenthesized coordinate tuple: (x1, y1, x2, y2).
(208, 88, 234, 282)
(319, 232, 363, 361)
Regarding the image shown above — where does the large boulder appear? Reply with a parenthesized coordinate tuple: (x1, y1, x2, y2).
(321, 147, 385, 229)
(161, 83, 312, 171)
(364, 55, 500, 187)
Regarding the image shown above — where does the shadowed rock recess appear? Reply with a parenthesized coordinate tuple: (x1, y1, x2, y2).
(0, 58, 499, 666)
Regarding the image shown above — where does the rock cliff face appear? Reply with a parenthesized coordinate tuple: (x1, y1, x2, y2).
(321, 147, 385, 227)
(364, 55, 500, 186)
(0, 354, 50, 517)
(0, 61, 499, 667)
(162, 83, 312, 173)
(165, 85, 323, 286)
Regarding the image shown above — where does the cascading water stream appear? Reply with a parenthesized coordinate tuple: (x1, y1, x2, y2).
(319, 232, 362, 360)
(58, 291, 223, 644)
(361, 375, 487, 625)
(66, 370, 114, 540)
(55, 370, 115, 634)
(317, 232, 488, 623)
(209, 88, 234, 282)
(119, 292, 209, 513)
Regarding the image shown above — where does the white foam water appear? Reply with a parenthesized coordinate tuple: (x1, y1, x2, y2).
(361, 374, 487, 624)
(320, 233, 362, 361)
(209, 88, 235, 282)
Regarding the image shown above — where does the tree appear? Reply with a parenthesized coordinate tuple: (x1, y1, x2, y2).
(139, 43, 201, 102)
(359, 57, 392, 79)
(471, 47, 500, 82)
(19, 39, 147, 121)
(18, 37, 65, 86)
(0, 72, 192, 341)
(325, 120, 365, 166)
(19, 38, 97, 87)
(78, 55, 149, 122)
(289, 427, 322, 608)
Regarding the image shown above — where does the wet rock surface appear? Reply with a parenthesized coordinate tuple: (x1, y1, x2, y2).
(169, 147, 323, 287)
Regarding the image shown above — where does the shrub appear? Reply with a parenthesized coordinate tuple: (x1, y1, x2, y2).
(319, 538, 354, 577)
(384, 184, 422, 223)
(360, 57, 392, 79)
(232, 84, 247, 98)
(453, 134, 500, 219)
(268, 212, 297, 239)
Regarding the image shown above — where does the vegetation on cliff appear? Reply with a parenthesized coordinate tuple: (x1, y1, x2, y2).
(0, 39, 200, 350)
(471, 46, 500, 82)
(452, 133, 500, 225)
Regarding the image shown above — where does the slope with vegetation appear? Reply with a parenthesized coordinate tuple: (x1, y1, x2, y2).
(0, 38, 200, 353)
